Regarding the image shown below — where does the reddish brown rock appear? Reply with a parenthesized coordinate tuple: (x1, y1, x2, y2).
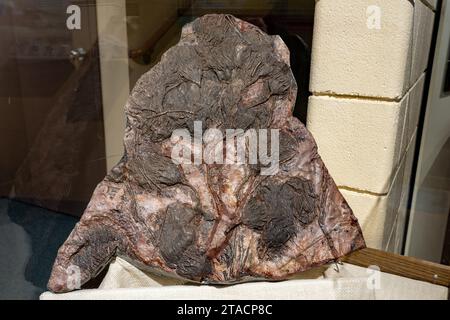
(48, 14, 365, 293)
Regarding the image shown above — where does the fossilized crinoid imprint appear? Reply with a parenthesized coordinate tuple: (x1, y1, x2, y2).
(48, 14, 365, 293)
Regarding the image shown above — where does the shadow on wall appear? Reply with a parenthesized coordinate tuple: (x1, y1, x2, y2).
(0, 198, 77, 299)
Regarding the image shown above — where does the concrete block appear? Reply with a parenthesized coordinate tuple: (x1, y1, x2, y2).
(310, 0, 414, 99)
(393, 129, 418, 253)
(341, 150, 409, 249)
(307, 95, 407, 193)
(409, 0, 435, 85)
(341, 188, 386, 249)
(402, 73, 425, 156)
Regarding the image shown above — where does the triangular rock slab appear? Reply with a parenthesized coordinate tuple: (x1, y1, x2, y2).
(48, 14, 365, 292)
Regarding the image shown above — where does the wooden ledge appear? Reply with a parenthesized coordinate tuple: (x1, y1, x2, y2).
(342, 247, 450, 288)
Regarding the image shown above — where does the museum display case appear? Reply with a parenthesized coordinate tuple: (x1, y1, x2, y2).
(0, 0, 449, 300)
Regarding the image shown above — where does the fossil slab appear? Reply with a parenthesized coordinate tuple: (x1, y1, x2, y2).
(48, 14, 365, 292)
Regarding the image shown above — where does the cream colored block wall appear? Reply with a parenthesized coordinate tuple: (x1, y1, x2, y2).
(307, 0, 435, 251)
(308, 95, 408, 194)
(310, 0, 414, 99)
(409, 0, 435, 86)
(402, 73, 425, 155)
(342, 132, 417, 249)
(390, 132, 417, 253)
(308, 75, 426, 194)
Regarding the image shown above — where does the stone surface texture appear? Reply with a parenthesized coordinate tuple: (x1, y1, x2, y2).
(48, 14, 365, 293)
(310, 0, 414, 99)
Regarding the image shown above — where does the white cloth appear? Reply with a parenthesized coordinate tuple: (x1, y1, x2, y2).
(40, 257, 448, 300)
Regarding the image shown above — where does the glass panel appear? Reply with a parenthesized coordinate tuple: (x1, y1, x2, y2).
(0, 0, 103, 299)
(0, 0, 317, 299)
